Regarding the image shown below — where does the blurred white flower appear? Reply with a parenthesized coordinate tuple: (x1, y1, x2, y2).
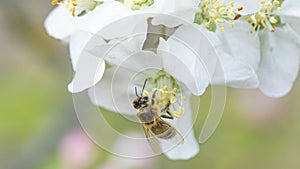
(217, 0, 300, 97)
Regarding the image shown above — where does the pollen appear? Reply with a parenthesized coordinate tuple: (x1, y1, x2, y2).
(51, 0, 103, 16)
(194, 0, 242, 32)
(153, 86, 186, 119)
(269, 16, 278, 24)
(221, 26, 225, 33)
(123, 0, 155, 10)
(245, 0, 283, 33)
(172, 107, 184, 118)
(143, 90, 150, 97)
(237, 4, 243, 11)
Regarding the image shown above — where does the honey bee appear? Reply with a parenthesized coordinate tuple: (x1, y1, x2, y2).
(133, 80, 184, 153)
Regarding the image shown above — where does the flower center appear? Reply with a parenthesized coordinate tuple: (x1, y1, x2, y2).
(194, 0, 243, 32)
(144, 70, 186, 118)
(244, 0, 283, 33)
(51, 0, 103, 16)
(121, 0, 154, 10)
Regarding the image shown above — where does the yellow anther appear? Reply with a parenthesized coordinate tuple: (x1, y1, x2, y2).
(264, 2, 272, 9)
(179, 107, 184, 114)
(273, 0, 280, 5)
(209, 9, 218, 17)
(173, 88, 178, 93)
(221, 26, 225, 33)
(269, 16, 277, 24)
(163, 86, 168, 91)
(152, 88, 157, 92)
(182, 96, 187, 101)
(205, 22, 210, 28)
(237, 4, 243, 11)
(216, 18, 223, 24)
(172, 107, 185, 118)
(143, 90, 149, 97)
(229, 1, 235, 7)
(227, 12, 235, 19)
(277, 7, 282, 12)
(231, 22, 235, 28)
(52, 0, 64, 5)
(52, 0, 59, 5)
(219, 7, 226, 14)
(170, 97, 177, 104)
(260, 0, 265, 4)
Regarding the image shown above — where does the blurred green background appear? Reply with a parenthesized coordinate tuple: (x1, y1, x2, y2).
(0, 1, 300, 169)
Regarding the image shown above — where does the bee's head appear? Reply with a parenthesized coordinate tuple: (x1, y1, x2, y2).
(133, 80, 149, 109)
(133, 96, 149, 109)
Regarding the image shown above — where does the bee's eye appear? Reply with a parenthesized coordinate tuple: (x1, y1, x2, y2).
(133, 100, 140, 109)
(139, 97, 148, 104)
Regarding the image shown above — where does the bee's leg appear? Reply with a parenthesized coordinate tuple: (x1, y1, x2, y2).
(151, 90, 157, 105)
(160, 101, 174, 119)
(161, 114, 174, 119)
(161, 110, 174, 119)
(160, 101, 171, 113)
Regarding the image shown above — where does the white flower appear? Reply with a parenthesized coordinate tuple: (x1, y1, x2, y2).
(44, 0, 199, 92)
(86, 37, 205, 160)
(44, 1, 132, 40)
(44, 0, 198, 40)
(216, 0, 300, 97)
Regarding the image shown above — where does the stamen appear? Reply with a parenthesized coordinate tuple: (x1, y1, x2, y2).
(244, 0, 283, 33)
(51, 0, 103, 16)
(153, 87, 185, 119)
(146, 70, 186, 119)
(123, 0, 154, 10)
(194, 0, 243, 32)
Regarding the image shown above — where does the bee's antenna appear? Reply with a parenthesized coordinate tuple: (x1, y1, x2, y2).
(135, 87, 139, 98)
(141, 79, 147, 96)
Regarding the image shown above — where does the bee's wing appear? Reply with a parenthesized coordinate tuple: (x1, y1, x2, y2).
(143, 126, 162, 153)
(160, 124, 184, 145)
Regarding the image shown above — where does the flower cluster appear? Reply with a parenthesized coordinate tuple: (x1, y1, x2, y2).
(45, 0, 300, 160)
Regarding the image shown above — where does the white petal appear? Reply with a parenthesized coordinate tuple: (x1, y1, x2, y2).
(281, 16, 300, 42)
(212, 53, 259, 88)
(44, 2, 131, 40)
(44, 6, 77, 40)
(149, 0, 198, 28)
(77, 2, 132, 36)
(68, 51, 105, 93)
(164, 99, 199, 160)
(88, 67, 138, 115)
(69, 31, 93, 70)
(158, 38, 210, 96)
(280, 0, 300, 17)
(89, 36, 163, 70)
(219, 20, 261, 71)
(150, 0, 197, 13)
(258, 26, 300, 97)
(211, 21, 260, 88)
(158, 24, 219, 95)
